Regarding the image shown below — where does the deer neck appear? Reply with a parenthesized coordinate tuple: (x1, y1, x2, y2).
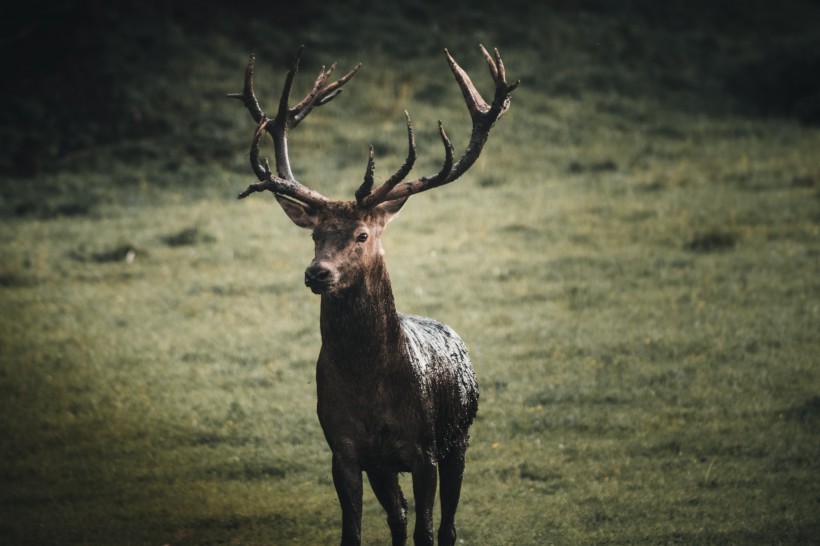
(318, 258, 403, 367)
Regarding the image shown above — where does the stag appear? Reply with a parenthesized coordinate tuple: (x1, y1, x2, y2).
(229, 45, 517, 546)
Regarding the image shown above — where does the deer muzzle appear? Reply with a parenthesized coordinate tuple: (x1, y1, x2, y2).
(304, 263, 337, 294)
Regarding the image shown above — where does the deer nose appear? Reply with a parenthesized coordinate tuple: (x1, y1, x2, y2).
(305, 264, 333, 292)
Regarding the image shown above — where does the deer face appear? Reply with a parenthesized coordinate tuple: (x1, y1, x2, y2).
(276, 197, 407, 295)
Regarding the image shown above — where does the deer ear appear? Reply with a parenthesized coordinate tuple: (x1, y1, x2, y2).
(275, 195, 319, 229)
(377, 197, 409, 223)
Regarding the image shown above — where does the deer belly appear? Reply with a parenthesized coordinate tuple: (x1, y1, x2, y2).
(362, 421, 425, 472)
(319, 406, 426, 472)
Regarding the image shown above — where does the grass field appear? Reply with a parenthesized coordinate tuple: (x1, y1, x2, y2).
(2, 2, 819, 544)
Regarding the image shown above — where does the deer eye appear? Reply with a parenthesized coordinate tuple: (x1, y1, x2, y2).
(356, 232, 369, 243)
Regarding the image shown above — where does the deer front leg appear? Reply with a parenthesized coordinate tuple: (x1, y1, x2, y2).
(411, 461, 438, 546)
(332, 453, 363, 546)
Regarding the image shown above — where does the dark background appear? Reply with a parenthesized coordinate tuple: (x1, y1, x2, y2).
(2, 0, 819, 179)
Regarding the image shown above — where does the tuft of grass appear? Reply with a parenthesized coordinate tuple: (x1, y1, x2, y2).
(686, 230, 738, 253)
(161, 226, 217, 248)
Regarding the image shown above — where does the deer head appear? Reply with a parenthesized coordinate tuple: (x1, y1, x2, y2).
(228, 46, 518, 296)
(280, 200, 406, 295)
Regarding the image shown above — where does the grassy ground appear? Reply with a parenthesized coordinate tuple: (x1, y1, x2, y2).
(2, 1, 819, 544)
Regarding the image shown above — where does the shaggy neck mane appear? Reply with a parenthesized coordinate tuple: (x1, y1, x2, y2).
(319, 255, 403, 369)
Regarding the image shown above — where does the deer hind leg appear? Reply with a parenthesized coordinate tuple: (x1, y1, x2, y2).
(411, 461, 438, 546)
(437, 442, 468, 546)
(366, 470, 408, 546)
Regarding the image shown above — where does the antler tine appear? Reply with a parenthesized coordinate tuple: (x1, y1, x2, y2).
(356, 45, 517, 207)
(292, 62, 362, 126)
(229, 47, 360, 206)
(226, 55, 265, 124)
(249, 116, 273, 182)
(431, 120, 455, 185)
(290, 62, 333, 126)
(444, 47, 490, 118)
(355, 146, 377, 204)
(316, 64, 360, 106)
(275, 46, 304, 126)
(263, 47, 304, 182)
(480, 44, 499, 80)
(357, 112, 417, 207)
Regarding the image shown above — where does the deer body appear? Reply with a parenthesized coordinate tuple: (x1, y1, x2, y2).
(317, 297, 478, 475)
(229, 46, 516, 546)
(320, 312, 477, 545)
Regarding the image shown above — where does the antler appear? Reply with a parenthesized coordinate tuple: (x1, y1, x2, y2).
(356, 45, 518, 209)
(228, 47, 360, 207)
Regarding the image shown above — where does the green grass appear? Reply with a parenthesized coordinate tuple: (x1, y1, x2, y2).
(2, 2, 820, 544)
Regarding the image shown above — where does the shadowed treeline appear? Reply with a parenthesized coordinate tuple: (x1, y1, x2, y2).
(2, 0, 819, 180)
